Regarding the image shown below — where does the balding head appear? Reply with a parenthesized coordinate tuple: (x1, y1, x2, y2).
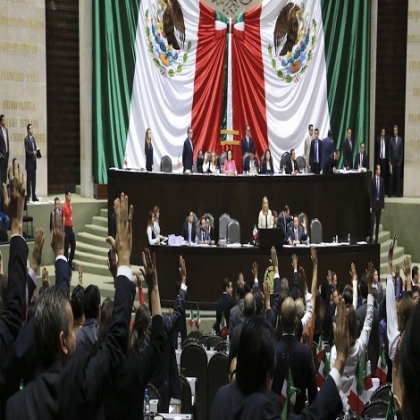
(280, 297, 297, 334)
(243, 292, 255, 318)
(295, 297, 304, 320)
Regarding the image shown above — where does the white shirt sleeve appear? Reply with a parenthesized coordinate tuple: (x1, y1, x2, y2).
(329, 367, 342, 391)
(301, 291, 313, 330)
(147, 225, 159, 245)
(386, 274, 399, 361)
(352, 279, 358, 308)
(257, 211, 264, 229)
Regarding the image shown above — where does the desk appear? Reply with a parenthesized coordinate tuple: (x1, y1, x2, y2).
(108, 169, 372, 261)
(150, 243, 379, 304)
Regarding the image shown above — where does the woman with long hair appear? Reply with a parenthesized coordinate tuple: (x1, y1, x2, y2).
(260, 149, 274, 175)
(204, 151, 219, 174)
(144, 128, 153, 172)
(146, 211, 160, 245)
(223, 149, 237, 176)
(258, 196, 273, 229)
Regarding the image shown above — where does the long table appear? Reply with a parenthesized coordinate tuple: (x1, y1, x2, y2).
(107, 169, 373, 262)
(150, 243, 380, 304)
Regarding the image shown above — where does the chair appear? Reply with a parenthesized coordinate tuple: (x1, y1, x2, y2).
(187, 331, 203, 340)
(219, 213, 231, 241)
(227, 219, 240, 243)
(182, 337, 201, 350)
(181, 342, 208, 420)
(207, 352, 229, 416)
(202, 213, 214, 228)
(361, 399, 389, 419)
(296, 156, 306, 172)
(160, 155, 172, 173)
(371, 383, 392, 403)
(179, 373, 193, 414)
(199, 335, 211, 347)
(214, 341, 227, 352)
(206, 336, 221, 350)
(280, 152, 290, 172)
(310, 218, 322, 244)
(147, 382, 162, 412)
(218, 152, 227, 172)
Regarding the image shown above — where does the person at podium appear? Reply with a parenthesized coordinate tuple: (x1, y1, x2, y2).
(203, 151, 219, 174)
(260, 149, 274, 174)
(241, 125, 254, 156)
(144, 128, 154, 171)
(258, 196, 274, 229)
(223, 149, 237, 176)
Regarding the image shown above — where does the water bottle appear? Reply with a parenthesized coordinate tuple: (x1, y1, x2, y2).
(177, 332, 182, 351)
(144, 388, 151, 419)
(226, 334, 230, 353)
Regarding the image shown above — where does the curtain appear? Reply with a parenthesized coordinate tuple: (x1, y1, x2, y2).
(92, 0, 141, 184)
(321, 0, 371, 167)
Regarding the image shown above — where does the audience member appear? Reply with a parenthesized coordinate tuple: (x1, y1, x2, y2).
(144, 127, 154, 172)
(215, 278, 235, 338)
(304, 124, 314, 169)
(241, 125, 254, 156)
(276, 205, 291, 242)
(369, 164, 385, 244)
(24, 123, 39, 202)
(203, 151, 219, 174)
(309, 128, 323, 174)
(323, 149, 340, 174)
(229, 283, 246, 337)
(147, 211, 160, 245)
(198, 217, 210, 244)
(321, 130, 334, 172)
(343, 128, 354, 170)
(354, 142, 369, 171)
(196, 149, 204, 173)
(389, 124, 403, 197)
(375, 127, 388, 194)
(223, 149, 237, 176)
(182, 127, 194, 173)
(287, 216, 307, 245)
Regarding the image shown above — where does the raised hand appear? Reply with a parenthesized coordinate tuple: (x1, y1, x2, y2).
(310, 246, 317, 266)
(32, 228, 45, 272)
(2, 161, 26, 236)
(107, 247, 118, 281)
(366, 262, 375, 293)
(403, 256, 411, 278)
(78, 265, 83, 286)
(394, 264, 400, 279)
(50, 210, 64, 257)
(263, 281, 271, 308)
(141, 248, 158, 289)
(349, 262, 357, 281)
(291, 254, 298, 270)
(298, 266, 307, 296)
(269, 246, 278, 269)
(179, 255, 187, 284)
(251, 261, 258, 279)
(135, 272, 142, 289)
(333, 297, 350, 375)
(42, 267, 50, 289)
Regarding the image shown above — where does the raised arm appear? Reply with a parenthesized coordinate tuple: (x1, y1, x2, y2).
(265, 247, 280, 327)
(357, 263, 374, 355)
(349, 263, 358, 308)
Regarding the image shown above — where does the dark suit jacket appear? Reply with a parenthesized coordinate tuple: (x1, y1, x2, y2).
(371, 176, 385, 210)
(109, 211, 116, 238)
(241, 136, 254, 155)
(208, 226, 216, 242)
(354, 152, 369, 170)
(229, 299, 244, 337)
(215, 292, 236, 336)
(243, 155, 259, 172)
(309, 139, 323, 168)
(321, 138, 334, 171)
(145, 144, 153, 171)
(285, 158, 300, 175)
(272, 335, 317, 414)
(287, 225, 307, 243)
(6, 274, 136, 420)
(375, 136, 388, 163)
(0, 126, 9, 159)
(182, 138, 193, 171)
(276, 211, 290, 243)
(323, 153, 338, 175)
(75, 318, 99, 354)
(260, 159, 274, 174)
(343, 137, 354, 169)
(389, 136, 403, 166)
(181, 221, 196, 242)
(24, 135, 38, 172)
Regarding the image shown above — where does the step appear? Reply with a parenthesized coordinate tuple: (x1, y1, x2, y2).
(379, 253, 410, 280)
(74, 249, 109, 266)
(77, 232, 109, 248)
(100, 208, 108, 218)
(77, 241, 109, 257)
(85, 223, 108, 237)
(93, 216, 108, 229)
(380, 246, 404, 264)
(73, 259, 117, 278)
(366, 230, 389, 244)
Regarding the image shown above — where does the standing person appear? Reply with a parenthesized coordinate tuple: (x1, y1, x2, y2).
(304, 124, 314, 169)
(241, 125, 254, 156)
(0, 114, 10, 187)
(309, 128, 323, 174)
(49, 197, 62, 236)
(258, 196, 273, 229)
(343, 128, 354, 170)
(389, 124, 403, 197)
(182, 127, 194, 172)
(24, 123, 39, 201)
(144, 128, 153, 172)
(369, 164, 385, 244)
(375, 128, 388, 194)
(62, 190, 76, 270)
(321, 130, 334, 172)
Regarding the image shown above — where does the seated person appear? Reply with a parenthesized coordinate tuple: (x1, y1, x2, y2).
(287, 215, 307, 245)
(181, 210, 196, 243)
(323, 149, 340, 175)
(146, 211, 160, 245)
(243, 148, 259, 175)
(196, 149, 204, 173)
(223, 149, 237, 176)
(260, 149, 274, 175)
(203, 151, 220, 174)
(285, 148, 300, 175)
(354, 142, 369, 171)
(198, 217, 210, 244)
(206, 217, 216, 244)
(258, 196, 273, 229)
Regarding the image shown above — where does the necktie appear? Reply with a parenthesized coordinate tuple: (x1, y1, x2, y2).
(376, 177, 379, 199)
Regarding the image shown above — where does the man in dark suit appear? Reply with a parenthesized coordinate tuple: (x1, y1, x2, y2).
(323, 149, 340, 175)
(181, 210, 196, 243)
(321, 130, 334, 172)
(277, 205, 291, 242)
(369, 164, 385, 244)
(229, 284, 246, 337)
(182, 127, 194, 172)
(287, 216, 307, 245)
(389, 124, 403, 197)
(243, 147, 259, 173)
(24, 123, 39, 201)
(375, 128, 388, 194)
(241, 125, 254, 156)
(309, 128, 323, 174)
(6, 192, 136, 419)
(215, 278, 235, 337)
(198, 217, 210, 243)
(272, 297, 317, 414)
(343, 127, 354, 170)
(354, 142, 369, 171)
(0, 115, 10, 187)
(285, 148, 300, 175)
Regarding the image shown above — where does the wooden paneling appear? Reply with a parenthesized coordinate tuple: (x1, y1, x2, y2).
(375, 0, 408, 139)
(46, 0, 80, 194)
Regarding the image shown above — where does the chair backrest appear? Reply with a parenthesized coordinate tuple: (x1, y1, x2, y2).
(160, 155, 172, 173)
(361, 399, 389, 419)
(227, 219, 240, 243)
(187, 331, 203, 340)
(147, 382, 162, 412)
(206, 336, 222, 350)
(179, 373, 193, 414)
(199, 335, 211, 347)
(371, 383, 391, 403)
(296, 156, 306, 171)
(280, 152, 290, 170)
(219, 213, 231, 240)
(214, 341, 227, 352)
(207, 352, 229, 416)
(202, 213, 214, 228)
(182, 337, 201, 349)
(219, 152, 227, 172)
(310, 218, 322, 244)
(181, 342, 208, 420)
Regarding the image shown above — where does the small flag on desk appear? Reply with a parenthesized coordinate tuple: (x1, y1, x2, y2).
(220, 313, 228, 339)
(376, 345, 388, 385)
(253, 224, 258, 240)
(188, 308, 194, 328)
(195, 308, 201, 330)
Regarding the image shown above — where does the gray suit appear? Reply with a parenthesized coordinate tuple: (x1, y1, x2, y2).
(229, 299, 244, 337)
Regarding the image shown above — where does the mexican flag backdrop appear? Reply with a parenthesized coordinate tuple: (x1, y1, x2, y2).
(93, 0, 371, 183)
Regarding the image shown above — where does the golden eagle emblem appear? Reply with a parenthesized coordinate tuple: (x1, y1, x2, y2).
(162, 0, 186, 50)
(273, 2, 302, 56)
